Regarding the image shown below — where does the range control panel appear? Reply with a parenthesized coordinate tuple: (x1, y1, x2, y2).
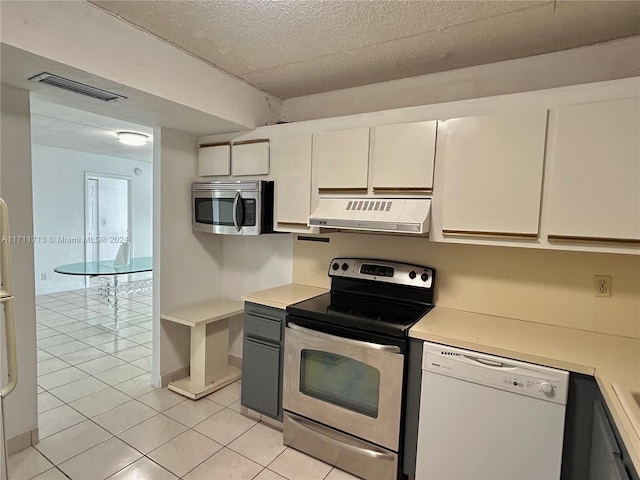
(328, 257, 434, 289)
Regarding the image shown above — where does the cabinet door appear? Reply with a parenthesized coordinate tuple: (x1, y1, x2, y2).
(241, 337, 280, 419)
(232, 140, 269, 176)
(313, 127, 370, 193)
(547, 98, 640, 244)
(590, 400, 629, 480)
(271, 134, 313, 230)
(441, 110, 547, 237)
(198, 144, 230, 176)
(371, 121, 436, 193)
(244, 303, 283, 342)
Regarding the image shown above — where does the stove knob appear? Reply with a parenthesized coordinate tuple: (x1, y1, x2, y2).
(341, 263, 349, 271)
(421, 273, 429, 282)
(332, 262, 339, 271)
(540, 382, 553, 395)
(409, 271, 416, 279)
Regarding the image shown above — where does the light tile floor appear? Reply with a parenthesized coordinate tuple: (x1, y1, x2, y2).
(8, 287, 359, 480)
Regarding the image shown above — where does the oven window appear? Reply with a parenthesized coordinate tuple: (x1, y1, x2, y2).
(194, 198, 234, 226)
(300, 349, 380, 418)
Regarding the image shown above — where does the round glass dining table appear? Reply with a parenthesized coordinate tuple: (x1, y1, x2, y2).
(54, 257, 152, 329)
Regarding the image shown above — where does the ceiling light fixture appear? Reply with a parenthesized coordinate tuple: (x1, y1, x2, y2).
(116, 131, 149, 146)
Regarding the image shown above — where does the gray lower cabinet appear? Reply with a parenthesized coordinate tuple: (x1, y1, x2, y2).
(240, 302, 285, 420)
(402, 338, 423, 478)
(590, 398, 636, 480)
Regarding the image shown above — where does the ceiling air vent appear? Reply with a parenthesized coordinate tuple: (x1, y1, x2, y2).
(28, 72, 127, 102)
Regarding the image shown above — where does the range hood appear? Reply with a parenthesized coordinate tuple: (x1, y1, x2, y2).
(308, 197, 431, 235)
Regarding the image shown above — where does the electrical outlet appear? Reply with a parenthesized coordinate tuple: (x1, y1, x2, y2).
(594, 275, 612, 297)
(40, 273, 48, 281)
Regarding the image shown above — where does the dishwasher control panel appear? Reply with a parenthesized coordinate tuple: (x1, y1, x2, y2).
(423, 342, 570, 405)
(500, 374, 564, 401)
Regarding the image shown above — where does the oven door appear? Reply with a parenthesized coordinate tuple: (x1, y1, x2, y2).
(283, 322, 404, 451)
(192, 188, 260, 235)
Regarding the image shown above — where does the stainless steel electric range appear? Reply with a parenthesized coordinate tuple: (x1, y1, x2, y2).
(283, 258, 435, 480)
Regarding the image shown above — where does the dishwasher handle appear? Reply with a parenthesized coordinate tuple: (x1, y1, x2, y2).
(469, 356, 505, 368)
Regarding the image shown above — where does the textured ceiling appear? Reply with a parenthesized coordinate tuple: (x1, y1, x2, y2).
(90, 0, 640, 99)
(31, 98, 154, 162)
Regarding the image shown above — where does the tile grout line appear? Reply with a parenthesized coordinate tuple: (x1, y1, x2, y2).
(30, 287, 307, 480)
(34, 286, 156, 476)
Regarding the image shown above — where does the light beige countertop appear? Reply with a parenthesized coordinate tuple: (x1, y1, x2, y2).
(410, 306, 640, 472)
(161, 299, 244, 327)
(242, 284, 328, 310)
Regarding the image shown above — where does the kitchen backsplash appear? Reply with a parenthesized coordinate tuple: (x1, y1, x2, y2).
(293, 233, 640, 339)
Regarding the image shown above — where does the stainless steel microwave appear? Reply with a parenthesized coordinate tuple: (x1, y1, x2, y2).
(192, 180, 274, 235)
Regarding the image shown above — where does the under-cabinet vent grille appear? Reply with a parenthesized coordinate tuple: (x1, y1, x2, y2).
(346, 200, 393, 212)
(29, 73, 127, 102)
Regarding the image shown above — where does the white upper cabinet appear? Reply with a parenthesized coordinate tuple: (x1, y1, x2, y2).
(314, 127, 370, 193)
(231, 140, 270, 176)
(370, 121, 437, 193)
(441, 110, 548, 237)
(546, 98, 640, 243)
(271, 134, 314, 231)
(313, 123, 437, 195)
(198, 143, 230, 176)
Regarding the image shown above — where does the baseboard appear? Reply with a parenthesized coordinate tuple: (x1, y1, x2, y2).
(36, 282, 85, 296)
(261, 415, 283, 431)
(151, 374, 162, 389)
(159, 366, 190, 388)
(239, 406, 284, 432)
(240, 405, 261, 421)
(160, 356, 240, 390)
(228, 353, 242, 370)
(6, 427, 38, 455)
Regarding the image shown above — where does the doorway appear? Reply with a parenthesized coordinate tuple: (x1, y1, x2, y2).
(85, 174, 131, 267)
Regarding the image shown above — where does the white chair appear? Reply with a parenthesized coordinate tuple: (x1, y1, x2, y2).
(113, 242, 130, 267)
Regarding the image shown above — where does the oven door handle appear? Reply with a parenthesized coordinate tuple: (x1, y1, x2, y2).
(287, 413, 396, 461)
(287, 322, 401, 354)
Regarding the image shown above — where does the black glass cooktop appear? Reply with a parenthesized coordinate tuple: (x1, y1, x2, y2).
(286, 291, 432, 338)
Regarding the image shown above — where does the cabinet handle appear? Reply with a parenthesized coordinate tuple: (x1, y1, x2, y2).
(276, 222, 308, 228)
(443, 229, 538, 239)
(548, 235, 640, 246)
(245, 336, 279, 350)
(247, 312, 281, 324)
(199, 141, 231, 148)
(372, 187, 432, 194)
(318, 188, 368, 195)
(232, 139, 269, 146)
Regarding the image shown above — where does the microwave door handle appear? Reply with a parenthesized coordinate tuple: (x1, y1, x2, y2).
(232, 192, 241, 232)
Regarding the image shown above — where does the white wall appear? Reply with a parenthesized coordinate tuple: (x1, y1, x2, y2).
(222, 234, 293, 358)
(31, 145, 152, 294)
(293, 233, 640, 339)
(157, 127, 225, 384)
(0, 83, 38, 451)
(281, 36, 640, 121)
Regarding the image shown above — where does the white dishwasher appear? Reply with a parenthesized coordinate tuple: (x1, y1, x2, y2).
(415, 342, 569, 480)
